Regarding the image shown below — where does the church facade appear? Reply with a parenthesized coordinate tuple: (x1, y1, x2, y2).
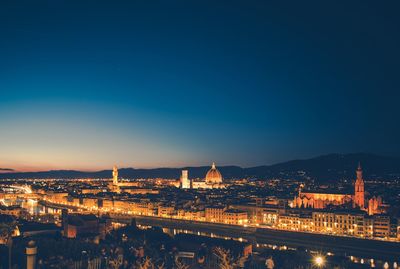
(293, 164, 385, 215)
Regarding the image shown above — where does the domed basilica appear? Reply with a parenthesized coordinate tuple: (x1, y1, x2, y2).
(180, 162, 225, 189)
(205, 162, 223, 184)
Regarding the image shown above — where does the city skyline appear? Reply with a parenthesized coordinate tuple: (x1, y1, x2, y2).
(1, 1, 400, 171)
(1, 2, 400, 269)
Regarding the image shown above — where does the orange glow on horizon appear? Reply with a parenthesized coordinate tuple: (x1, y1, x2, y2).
(0, 161, 221, 173)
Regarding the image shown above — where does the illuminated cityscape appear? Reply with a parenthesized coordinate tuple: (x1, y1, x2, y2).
(1, 1, 400, 269)
(1, 161, 400, 268)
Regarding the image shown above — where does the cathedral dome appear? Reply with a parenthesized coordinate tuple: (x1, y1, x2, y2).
(205, 162, 222, 184)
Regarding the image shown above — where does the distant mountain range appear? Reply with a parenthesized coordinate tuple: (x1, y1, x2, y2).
(0, 168, 14, 171)
(1, 153, 400, 182)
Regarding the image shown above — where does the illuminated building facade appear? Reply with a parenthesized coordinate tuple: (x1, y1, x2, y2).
(278, 212, 313, 232)
(158, 204, 175, 217)
(278, 210, 375, 238)
(223, 209, 248, 225)
(294, 191, 352, 209)
(293, 164, 385, 215)
(311, 211, 370, 237)
(373, 215, 391, 238)
(177, 209, 205, 221)
(231, 203, 281, 226)
(205, 205, 226, 223)
(129, 200, 157, 216)
(205, 206, 248, 225)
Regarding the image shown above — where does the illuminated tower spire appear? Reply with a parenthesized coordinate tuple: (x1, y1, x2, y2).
(356, 161, 362, 180)
(354, 162, 365, 209)
(113, 165, 118, 185)
(212, 162, 216, 169)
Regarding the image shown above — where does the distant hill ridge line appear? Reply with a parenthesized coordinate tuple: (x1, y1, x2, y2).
(1, 153, 400, 181)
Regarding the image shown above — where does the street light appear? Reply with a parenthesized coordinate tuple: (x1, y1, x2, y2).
(313, 255, 325, 267)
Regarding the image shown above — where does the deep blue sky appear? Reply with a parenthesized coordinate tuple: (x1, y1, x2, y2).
(1, 1, 399, 171)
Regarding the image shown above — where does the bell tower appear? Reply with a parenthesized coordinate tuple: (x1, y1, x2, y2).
(113, 165, 118, 185)
(111, 165, 120, 193)
(354, 162, 365, 209)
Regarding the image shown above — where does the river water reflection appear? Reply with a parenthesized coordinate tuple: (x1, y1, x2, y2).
(19, 199, 62, 215)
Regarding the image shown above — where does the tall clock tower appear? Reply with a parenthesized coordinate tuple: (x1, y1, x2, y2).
(113, 165, 119, 185)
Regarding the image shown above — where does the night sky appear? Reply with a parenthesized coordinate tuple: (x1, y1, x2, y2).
(1, 1, 399, 171)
